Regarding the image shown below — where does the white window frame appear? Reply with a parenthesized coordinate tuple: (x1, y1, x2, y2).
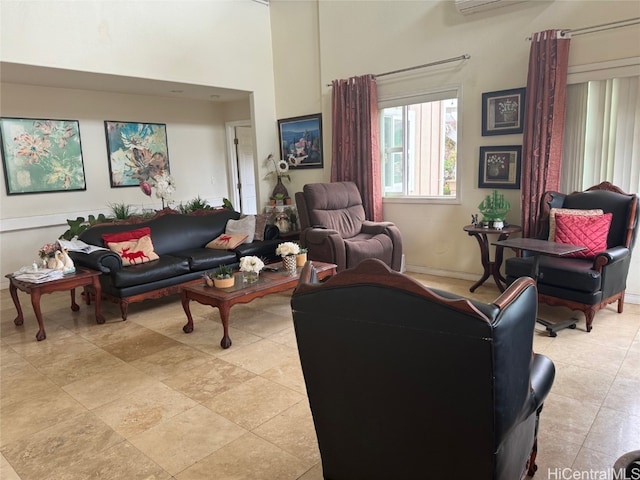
(378, 85, 463, 205)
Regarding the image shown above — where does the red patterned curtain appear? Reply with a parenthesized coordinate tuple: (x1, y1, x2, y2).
(521, 30, 571, 238)
(331, 74, 382, 221)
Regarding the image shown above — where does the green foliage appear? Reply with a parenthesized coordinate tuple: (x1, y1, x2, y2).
(177, 196, 211, 214)
(478, 190, 510, 221)
(108, 202, 135, 220)
(210, 264, 233, 279)
(222, 198, 234, 211)
(59, 214, 110, 240)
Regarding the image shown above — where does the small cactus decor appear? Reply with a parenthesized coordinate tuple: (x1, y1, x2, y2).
(478, 190, 510, 221)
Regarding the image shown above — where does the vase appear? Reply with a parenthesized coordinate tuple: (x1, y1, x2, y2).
(296, 253, 307, 267)
(243, 270, 259, 284)
(214, 276, 235, 289)
(272, 176, 289, 199)
(282, 255, 297, 275)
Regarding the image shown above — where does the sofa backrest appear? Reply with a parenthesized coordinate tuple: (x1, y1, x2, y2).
(290, 259, 538, 478)
(79, 209, 239, 255)
(300, 182, 366, 239)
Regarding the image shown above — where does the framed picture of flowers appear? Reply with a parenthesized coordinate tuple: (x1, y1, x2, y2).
(278, 113, 323, 169)
(0, 117, 86, 195)
(104, 121, 170, 187)
(478, 145, 522, 189)
(481, 88, 525, 136)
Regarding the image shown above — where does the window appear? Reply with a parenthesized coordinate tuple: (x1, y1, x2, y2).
(379, 87, 459, 200)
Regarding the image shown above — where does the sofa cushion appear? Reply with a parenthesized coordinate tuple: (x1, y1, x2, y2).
(206, 233, 248, 250)
(505, 256, 601, 293)
(225, 215, 256, 244)
(554, 212, 612, 258)
(254, 213, 270, 241)
(111, 255, 191, 288)
(548, 208, 603, 241)
(172, 247, 238, 271)
(102, 227, 151, 247)
(345, 233, 393, 269)
(108, 235, 160, 266)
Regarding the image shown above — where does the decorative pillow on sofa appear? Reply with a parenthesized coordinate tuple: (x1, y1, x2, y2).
(102, 227, 152, 247)
(225, 215, 255, 244)
(554, 212, 612, 259)
(548, 208, 603, 241)
(206, 233, 248, 250)
(108, 235, 160, 266)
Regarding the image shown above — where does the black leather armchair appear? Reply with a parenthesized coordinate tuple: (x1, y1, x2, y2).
(295, 182, 403, 272)
(291, 259, 555, 480)
(505, 182, 638, 332)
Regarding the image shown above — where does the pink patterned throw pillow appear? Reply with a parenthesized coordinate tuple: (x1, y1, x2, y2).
(554, 213, 612, 259)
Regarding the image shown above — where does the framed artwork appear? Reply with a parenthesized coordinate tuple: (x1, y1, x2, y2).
(105, 121, 170, 187)
(278, 113, 323, 169)
(478, 146, 522, 189)
(482, 88, 526, 136)
(0, 117, 86, 195)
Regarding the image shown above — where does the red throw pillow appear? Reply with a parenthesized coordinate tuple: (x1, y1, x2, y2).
(102, 227, 151, 247)
(554, 213, 612, 259)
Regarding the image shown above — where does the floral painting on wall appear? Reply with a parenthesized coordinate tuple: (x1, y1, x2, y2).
(478, 145, 522, 189)
(105, 121, 170, 187)
(481, 88, 526, 136)
(0, 117, 86, 195)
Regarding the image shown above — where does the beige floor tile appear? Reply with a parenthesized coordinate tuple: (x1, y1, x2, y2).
(542, 339, 628, 376)
(62, 362, 158, 410)
(129, 343, 213, 381)
(261, 355, 308, 394)
(550, 360, 615, 405)
(0, 411, 123, 480)
(541, 392, 601, 446)
(618, 350, 640, 379)
(533, 431, 581, 477)
(204, 376, 304, 430)
(162, 357, 256, 404)
(129, 404, 246, 475)
(583, 407, 640, 458)
(94, 382, 198, 437)
(602, 375, 640, 416)
(297, 463, 324, 480)
(231, 310, 293, 338)
(101, 328, 184, 362)
(0, 453, 21, 480)
(268, 325, 299, 347)
(33, 347, 125, 386)
(570, 446, 621, 479)
(175, 432, 308, 480)
(218, 338, 298, 374)
(72, 317, 151, 346)
(253, 400, 320, 468)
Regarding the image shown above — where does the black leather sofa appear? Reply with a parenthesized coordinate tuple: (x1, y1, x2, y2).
(291, 259, 555, 480)
(69, 209, 281, 319)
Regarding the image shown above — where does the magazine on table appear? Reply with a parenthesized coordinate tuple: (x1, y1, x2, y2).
(57, 238, 108, 254)
(13, 268, 64, 283)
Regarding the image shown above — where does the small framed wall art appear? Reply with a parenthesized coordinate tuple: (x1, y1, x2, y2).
(481, 88, 526, 136)
(478, 145, 522, 189)
(0, 117, 86, 195)
(105, 121, 170, 187)
(278, 113, 323, 169)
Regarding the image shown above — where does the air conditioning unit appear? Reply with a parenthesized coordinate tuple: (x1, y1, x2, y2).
(454, 0, 527, 15)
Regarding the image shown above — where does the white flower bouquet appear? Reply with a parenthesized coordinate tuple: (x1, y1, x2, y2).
(276, 242, 300, 257)
(239, 256, 264, 273)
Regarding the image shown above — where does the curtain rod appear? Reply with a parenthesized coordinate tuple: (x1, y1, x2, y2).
(527, 17, 640, 40)
(326, 54, 470, 87)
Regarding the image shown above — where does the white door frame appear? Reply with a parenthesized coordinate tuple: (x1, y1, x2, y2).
(225, 120, 256, 213)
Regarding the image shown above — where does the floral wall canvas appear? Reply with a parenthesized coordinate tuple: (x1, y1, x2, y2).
(105, 121, 170, 187)
(0, 117, 86, 195)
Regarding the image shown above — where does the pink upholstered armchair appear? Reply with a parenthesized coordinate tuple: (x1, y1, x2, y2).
(295, 182, 403, 272)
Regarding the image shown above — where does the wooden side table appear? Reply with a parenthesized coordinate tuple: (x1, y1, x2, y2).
(463, 224, 522, 293)
(5, 268, 104, 341)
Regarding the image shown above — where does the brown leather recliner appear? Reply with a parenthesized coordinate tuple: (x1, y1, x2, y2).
(295, 182, 403, 271)
(292, 259, 555, 480)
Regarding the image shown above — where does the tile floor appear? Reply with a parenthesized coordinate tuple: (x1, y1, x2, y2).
(1, 273, 639, 480)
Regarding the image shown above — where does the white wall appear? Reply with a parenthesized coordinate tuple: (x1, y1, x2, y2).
(0, 0, 278, 286)
(269, 0, 640, 301)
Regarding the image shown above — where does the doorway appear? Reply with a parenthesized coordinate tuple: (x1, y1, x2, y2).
(226, 121, 257, 214)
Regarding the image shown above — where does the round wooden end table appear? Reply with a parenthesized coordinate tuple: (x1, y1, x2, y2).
(463, 224, 522, 293)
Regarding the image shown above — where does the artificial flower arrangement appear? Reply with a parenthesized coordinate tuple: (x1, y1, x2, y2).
(140, 170, 176, 209)
(264, 154, 291, 182)
(38, 242, 59, 260)
(38, 241, 75, 272)
(239, 256, 265, 274)
(276, 241, 300, 257)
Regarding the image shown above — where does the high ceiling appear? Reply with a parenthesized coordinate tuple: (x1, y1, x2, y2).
(0, 62, 250, 103)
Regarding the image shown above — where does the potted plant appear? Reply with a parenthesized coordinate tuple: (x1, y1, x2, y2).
(239, 255, 264, 283)
(205, 264, 235, 288)
(477, 190, 510, 229)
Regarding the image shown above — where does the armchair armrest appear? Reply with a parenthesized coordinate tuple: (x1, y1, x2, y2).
(361, 221, 395, 235)
(529, 353, 555, 415)
(68, 250, 122, 274)
(594, 246, 629, 267)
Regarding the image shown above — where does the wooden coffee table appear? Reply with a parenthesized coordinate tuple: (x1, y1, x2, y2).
(5, 267, 104, 341)
(181, 261, 337, 348)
